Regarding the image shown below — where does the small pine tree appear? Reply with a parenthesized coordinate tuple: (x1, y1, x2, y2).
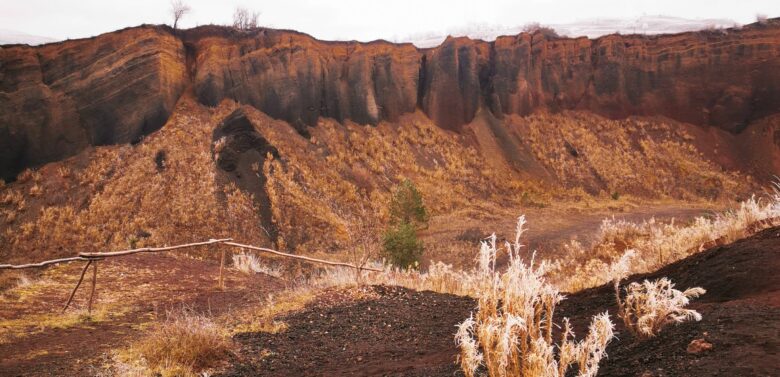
(388, 179, 429, 229)
(381, 222, 424, 269)
(382, 180, 428, 269)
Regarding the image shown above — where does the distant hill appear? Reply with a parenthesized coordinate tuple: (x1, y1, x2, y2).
(404, 15, 738, 47)
(0, 29, 58, 46)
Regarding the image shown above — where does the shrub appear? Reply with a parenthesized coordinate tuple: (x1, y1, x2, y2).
(522, 22, 560, 38)
(126, 310, 232, 376)
(233, 7, 260, 30)
(615, 276, 705, 339)
(456, 216, 615, 377)
(381, 222, 424, 269)
(232, 252, 283, 277)
(388, 179, 429, 229)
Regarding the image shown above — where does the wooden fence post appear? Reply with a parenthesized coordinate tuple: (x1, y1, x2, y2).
(218, 249, 226, 289)
(88, 261, 98, 315)
(62, 260, 92, 313)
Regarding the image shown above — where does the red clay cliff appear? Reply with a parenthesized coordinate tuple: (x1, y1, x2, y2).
(1, 20, 780, 180)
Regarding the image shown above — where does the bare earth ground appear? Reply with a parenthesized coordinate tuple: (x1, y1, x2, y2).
(221, 227, 780, 376)
(0, 253, 282, 376)
(220, 285, 473, 377)
(0, 204, 753, 376)
(423, 203, 721, 268)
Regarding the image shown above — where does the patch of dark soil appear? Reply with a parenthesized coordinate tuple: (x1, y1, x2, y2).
(558, 226, 780, 377)
(224, 227, 780, 376)
(213, 108, 280, 245)
(220, 285, 475, 377)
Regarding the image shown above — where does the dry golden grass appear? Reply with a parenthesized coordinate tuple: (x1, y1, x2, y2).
(615, 273, 705, 339)
(0, 96, 269, 264)
(221, 287, 318, 335)
(230, 105, 544, 255)
(506, 112, 753, 200)
(105, 195, 771, 376)
(0, 97, 755, 277)
(0, 98, 769, 376)
(547, 192, 780, 292)
(232, 252, 284, 277)
(117, 310, 232, 377)
(455, 217, 615, 377)
(0, 309, 106, 345)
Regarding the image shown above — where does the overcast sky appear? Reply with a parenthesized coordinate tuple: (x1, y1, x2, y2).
(1, 0, 778, 42)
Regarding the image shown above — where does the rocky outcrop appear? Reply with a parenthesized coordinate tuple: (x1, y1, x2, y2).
(186, 21, 780, 133)
(212, 108, 279, 243)
(2, 21, 780, 179)
(187, 27, 419, 134)
(489, 25, 780, 133)
(0, 26, 187, 181)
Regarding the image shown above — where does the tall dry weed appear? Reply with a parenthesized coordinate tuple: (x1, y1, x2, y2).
(456, 216, 615, 377)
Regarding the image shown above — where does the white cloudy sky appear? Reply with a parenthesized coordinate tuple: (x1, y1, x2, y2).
(1, 0, 778, 41)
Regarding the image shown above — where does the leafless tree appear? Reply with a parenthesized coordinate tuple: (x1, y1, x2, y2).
(330, 200, 382, 284)
(170, 0, 191, 31)
(233, 7, 260, 30)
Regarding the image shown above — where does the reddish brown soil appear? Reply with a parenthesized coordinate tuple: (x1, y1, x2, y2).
(560, 226, 780, 377)
(0, 253, 282, 377)
(223, 227, 780, 376)
(220, 285, 474, 377)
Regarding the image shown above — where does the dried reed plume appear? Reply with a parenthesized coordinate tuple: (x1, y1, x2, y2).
(614, 271, 705, 339)
(456, 216, 615, 377)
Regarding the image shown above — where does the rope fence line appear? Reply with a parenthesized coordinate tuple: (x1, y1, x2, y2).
(0, 256, 94, 270)
(0, 238, 383, 314)
(224, 241, 383, 272)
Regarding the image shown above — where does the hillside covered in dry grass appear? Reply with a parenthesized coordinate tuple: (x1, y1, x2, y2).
(0, 91, 763, 267)
(2, 18, 780, 377)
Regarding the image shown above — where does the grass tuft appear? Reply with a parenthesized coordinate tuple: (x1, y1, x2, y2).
(456, 216, 615, 377)
(121, 310, 232, 376)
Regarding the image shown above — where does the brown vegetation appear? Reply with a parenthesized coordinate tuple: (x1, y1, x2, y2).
(118, 310, 232, 376)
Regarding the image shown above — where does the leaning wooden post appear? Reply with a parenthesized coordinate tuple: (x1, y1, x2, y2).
(88, 261, 98, 315)
(218, 248, 226, 289)
(62, 260, 92, 313)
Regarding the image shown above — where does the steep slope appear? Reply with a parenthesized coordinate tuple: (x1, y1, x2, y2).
(0, 26, 187, 181)
(185, 20, 780, 133)
(186, 27, 420, 134)
(0, 95, 752, 263)
(2, 20, 780, 181)
(0, 21, 778, 264)
(0, 95, 273, 264)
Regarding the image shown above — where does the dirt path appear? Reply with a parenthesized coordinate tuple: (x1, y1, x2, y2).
(422, 203, 720, 267)
(520, 205, 717, 253)
(0, 253, 282, 377)
(223, 227, 780, 376)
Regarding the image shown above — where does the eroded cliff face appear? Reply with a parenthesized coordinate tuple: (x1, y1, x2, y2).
(186, 22, 780, 133)
(489, 27, 780, 133)
(2, 21, 780, 179)
(0, 27, 187, 181)
(187, 27, 420, 134)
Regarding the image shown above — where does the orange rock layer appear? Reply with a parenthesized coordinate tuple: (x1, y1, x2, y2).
(2, 20, 780, 180)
